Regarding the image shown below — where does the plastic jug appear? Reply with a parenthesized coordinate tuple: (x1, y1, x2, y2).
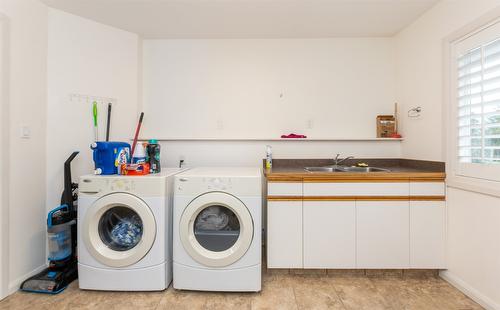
(91, 141, 130, 175)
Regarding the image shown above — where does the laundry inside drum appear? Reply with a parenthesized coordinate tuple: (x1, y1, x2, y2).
(98, 205, 144, 251)
(194, 205, 240, 252)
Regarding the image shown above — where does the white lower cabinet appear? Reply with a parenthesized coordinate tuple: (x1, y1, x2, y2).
(410, 201, 446, 268)
(267, 181, 446, 270)
(267, 201, 303, 268)
(356, 201, 410, 268)
(303, 201, 356, 268)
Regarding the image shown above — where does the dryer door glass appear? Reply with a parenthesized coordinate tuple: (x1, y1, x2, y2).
(98, 206, 144, 251)
(180, 192, 254, 267)
(194, 205, 240, 252)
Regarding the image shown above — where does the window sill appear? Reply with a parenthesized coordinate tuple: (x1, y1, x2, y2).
(446, 175, 500, 199)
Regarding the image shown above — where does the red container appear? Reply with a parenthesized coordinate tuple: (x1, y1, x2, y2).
(120, 163, 150, 176)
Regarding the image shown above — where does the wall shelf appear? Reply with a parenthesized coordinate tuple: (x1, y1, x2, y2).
(138, 137, 404, 142)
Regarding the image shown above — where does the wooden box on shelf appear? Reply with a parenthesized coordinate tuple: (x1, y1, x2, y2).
(376, 115, 396, 138)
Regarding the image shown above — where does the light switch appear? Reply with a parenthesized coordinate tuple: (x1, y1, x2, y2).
(20, 125, 30, 139)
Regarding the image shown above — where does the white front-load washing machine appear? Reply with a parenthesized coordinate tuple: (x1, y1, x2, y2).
(77, 168, 184, 291)
(173, 167, 262, 292)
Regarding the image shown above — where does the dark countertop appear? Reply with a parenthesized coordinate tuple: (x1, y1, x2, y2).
(265, 158, 445, 181)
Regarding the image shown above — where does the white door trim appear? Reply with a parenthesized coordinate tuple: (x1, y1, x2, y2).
(0, 13, 10, 301)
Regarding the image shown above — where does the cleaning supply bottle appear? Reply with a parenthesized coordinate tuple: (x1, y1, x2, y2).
(266, 145, 273, 169)
(132, 143, 146, 164)
(147, 139, 161, 174)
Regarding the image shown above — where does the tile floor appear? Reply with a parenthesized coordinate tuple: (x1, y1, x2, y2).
(0, 270, 483, 310)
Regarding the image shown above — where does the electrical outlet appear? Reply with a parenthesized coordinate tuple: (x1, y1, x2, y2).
(307, 119, 314, 129)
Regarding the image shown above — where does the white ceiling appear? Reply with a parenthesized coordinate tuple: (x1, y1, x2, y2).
(41, 0, 439, 39)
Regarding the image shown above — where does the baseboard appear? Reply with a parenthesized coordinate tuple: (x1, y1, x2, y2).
(7, 264, 47, 295)
(440, 270, 500, 310)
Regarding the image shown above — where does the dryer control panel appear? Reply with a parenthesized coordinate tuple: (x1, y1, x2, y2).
(176, 176, 260, 196)
(177, 177, 233, 192)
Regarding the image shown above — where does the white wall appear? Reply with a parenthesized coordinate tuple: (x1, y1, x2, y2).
(395, 0, 500, 162)
(442, 188, 500, 310)
(396, 1, 500, 309)
(46, 9, 140, 209)
(0, 0, 48, 295)
(160, 140, 401, 168)
(0, 13, 9, 301)
(144, 38, 401, 166)
(142, 38, 396, 140)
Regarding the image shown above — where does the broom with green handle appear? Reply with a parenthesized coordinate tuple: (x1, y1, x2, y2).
(93, 101, 98, 142)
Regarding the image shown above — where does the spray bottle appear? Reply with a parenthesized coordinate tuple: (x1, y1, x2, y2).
(132, 143, 147, 164)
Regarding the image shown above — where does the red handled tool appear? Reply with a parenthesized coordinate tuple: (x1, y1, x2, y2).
(130, 112, 144, 160)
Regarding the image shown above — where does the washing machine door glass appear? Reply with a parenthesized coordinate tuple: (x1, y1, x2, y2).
(98, 206, 143, 251)
(180, 192, 253, 267)
(83, 193, 156, 268)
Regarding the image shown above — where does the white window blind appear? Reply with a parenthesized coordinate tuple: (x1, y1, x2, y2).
(457, 37, 500, 165)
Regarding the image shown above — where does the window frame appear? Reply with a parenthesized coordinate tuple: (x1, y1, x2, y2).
(444, 11, 500, 196)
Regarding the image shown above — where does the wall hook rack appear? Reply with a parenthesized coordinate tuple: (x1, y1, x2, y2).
(69, 93, 117, 106)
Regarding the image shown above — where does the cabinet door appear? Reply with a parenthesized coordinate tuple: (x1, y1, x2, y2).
(410, 182, 445, 196)
(356, 201, 410, 268)
(304, 182, 409, 197)
(268, 182, 302, 196)
(303, 201, 356, 268)
(267, 201, 302, 268)
(410, 201, 446, 268)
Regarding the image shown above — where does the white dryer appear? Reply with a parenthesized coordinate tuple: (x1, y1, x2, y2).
(77, 168, 183, 291)
(173, 167, 262, 292)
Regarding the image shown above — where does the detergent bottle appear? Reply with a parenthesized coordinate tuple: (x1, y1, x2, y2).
(147, 139, 161, 173)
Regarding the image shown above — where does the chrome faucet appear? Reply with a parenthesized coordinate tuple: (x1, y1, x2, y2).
(334, 154, 354, 166)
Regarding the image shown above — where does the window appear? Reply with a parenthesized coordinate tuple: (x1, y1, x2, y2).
(458, 38, 500, 164)
(451, 20, 500, 182)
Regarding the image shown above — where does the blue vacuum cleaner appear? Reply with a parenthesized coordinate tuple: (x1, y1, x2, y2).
(20, 152, 79, 294)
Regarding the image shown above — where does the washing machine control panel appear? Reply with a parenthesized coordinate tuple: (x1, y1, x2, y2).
(80, 175, 170, 197)
(79, 178, 136, 194)
(109, 179, 133, 191)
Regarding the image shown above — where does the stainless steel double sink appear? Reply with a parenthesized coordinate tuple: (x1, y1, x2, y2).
(304, 166, 391, 173)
